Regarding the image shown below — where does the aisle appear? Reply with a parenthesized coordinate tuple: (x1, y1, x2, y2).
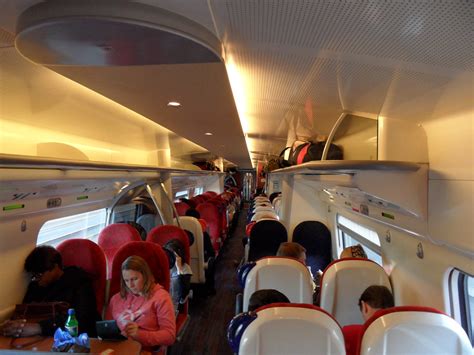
(169, 208, 247, 355)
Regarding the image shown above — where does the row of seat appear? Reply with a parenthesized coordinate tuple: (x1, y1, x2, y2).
(228, 303, 472, 355)
(174, 189, 241, 256)
(57, 225, 192, 337)
(237, 256, 392, 326)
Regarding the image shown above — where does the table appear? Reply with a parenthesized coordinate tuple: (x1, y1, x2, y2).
(0, 336, 141, 354)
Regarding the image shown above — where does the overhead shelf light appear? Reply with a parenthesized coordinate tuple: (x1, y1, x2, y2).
(205, 132, 213, 136)
(167, 101, 181, 107)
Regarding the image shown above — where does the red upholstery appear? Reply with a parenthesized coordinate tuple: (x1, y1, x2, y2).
(146, 225, 190, 264)
(356, 306, 446, 355)
(174, 202, 190, 216)
(146, 226, 191, 337)
(108, 241, 170, 302)
(190, 196, 205, 206)
(197, 202, 222, 253)
(198, 218, 208, 233)
(98, 224, 142, 278)
(203, 191, 218, 198)
(342, 324, 364, 355)
(246, 222, 256, 237)
(57, 239, 106, 315)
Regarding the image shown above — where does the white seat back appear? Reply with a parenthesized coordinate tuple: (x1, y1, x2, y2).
(173, 216, 205, 283)
(251, 211, 278, 222)
(320, 259, 391, 326)
(360, 308, 472, 355)
(240, 305, 346, 355)
(243, 257, 313, 311)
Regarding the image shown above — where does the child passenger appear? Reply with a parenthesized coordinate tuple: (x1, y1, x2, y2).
(107, 256, 175, 353)
(163, 239, 193, 314)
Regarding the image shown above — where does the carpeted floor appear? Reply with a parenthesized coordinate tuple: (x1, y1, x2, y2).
(169, 208, 246, 355)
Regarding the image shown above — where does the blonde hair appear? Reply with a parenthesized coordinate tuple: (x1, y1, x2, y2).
(120, 255, 155, 299)
(277, 242, 306, 261)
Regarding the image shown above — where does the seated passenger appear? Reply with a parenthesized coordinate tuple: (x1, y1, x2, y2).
(107, 256, 176, 351)
(248, 289, 290, 312)
(163, 239, 193, 314)
(0, 246, 99, 337)
(276, 242, 307, 264)
(342, 285, 394, 355)
(339, 244, 368, 259)
(185, 207, 216, 294)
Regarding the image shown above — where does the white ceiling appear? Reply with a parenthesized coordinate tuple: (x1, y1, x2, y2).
(0, 0, 472, 168)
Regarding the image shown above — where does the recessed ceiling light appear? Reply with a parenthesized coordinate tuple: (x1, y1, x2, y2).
(167, 101, 181, 107)
(205, 132, 213, 136)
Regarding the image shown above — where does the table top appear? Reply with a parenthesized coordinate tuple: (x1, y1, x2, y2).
(0, 336, 141, 354)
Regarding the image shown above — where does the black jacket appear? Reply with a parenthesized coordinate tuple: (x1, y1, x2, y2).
(23, 266, 100, 336)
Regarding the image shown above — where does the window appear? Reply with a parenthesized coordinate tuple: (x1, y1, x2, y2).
(37, 208, 107, 247)
(337, 215, 382, 264)
(111, 203, 136, 223)
(175, 190, 189, 201)
(450, 269, 474, 345)
(194, 186, 204, 195)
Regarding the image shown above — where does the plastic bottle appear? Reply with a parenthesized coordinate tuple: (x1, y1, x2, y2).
(65, 308, 79, 337)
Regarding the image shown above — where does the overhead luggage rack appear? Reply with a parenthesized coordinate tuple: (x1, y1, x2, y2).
(269, 160, 429, 232)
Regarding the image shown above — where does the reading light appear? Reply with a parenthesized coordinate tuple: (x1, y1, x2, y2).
(167, 101, 181, 107)
(205, 132, 213, 136)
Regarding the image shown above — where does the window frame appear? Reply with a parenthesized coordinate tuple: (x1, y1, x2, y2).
(336, 214, 382, 263)
(450, 268, 474, 345)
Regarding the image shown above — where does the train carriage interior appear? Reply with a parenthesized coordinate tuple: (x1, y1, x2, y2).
(0, 1, 472, 354)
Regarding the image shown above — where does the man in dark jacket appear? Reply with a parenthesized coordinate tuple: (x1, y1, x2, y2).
(1, 246, 99, 337)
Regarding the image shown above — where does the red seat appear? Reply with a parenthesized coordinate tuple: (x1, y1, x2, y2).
(203, 191, 218, 198)
(146, 225, 191, 340)
(98, 224, 142, 278)
(146, 225, 190, 264)
(108, 241, 170, 302)
(57, 239, 106, 316)
(197, 202, 222, 254)
(174, 201, 190, 216)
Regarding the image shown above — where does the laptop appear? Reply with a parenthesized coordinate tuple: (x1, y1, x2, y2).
(95, 320, 127, 340)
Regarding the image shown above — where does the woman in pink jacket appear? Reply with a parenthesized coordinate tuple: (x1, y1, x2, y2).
(107, 256, 176, 353)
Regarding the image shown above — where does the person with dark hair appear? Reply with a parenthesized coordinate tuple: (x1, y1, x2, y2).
(343, 285, 394, 355)
(248, 289, 290, 312)
(0, 245, 99, 337)
(163, 239, 193, 314)
(358, 285, 394, 321)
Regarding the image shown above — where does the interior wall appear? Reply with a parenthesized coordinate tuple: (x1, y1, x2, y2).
(422, 110, 474, 254)
(281, 176, 329, 240)
(325, 206, 473, 313)
(0, 200, 109, 320)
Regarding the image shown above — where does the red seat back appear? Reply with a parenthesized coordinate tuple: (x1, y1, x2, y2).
(57, 239, 106, 315)
(109, 241, 170, 301)
(174, 202, 190, 216)
(98, 224, 142, 278)
(197, 202, 222, 253)
(146, 225, 190, 264)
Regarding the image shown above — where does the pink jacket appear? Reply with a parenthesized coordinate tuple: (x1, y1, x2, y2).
(107, 284, 176, 347)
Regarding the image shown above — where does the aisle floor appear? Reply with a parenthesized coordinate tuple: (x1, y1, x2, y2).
(169, 208, 246, 355)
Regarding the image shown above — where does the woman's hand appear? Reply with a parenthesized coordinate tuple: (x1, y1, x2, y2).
(124, 322, 139, 337)
(0, 319, 41, 337)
